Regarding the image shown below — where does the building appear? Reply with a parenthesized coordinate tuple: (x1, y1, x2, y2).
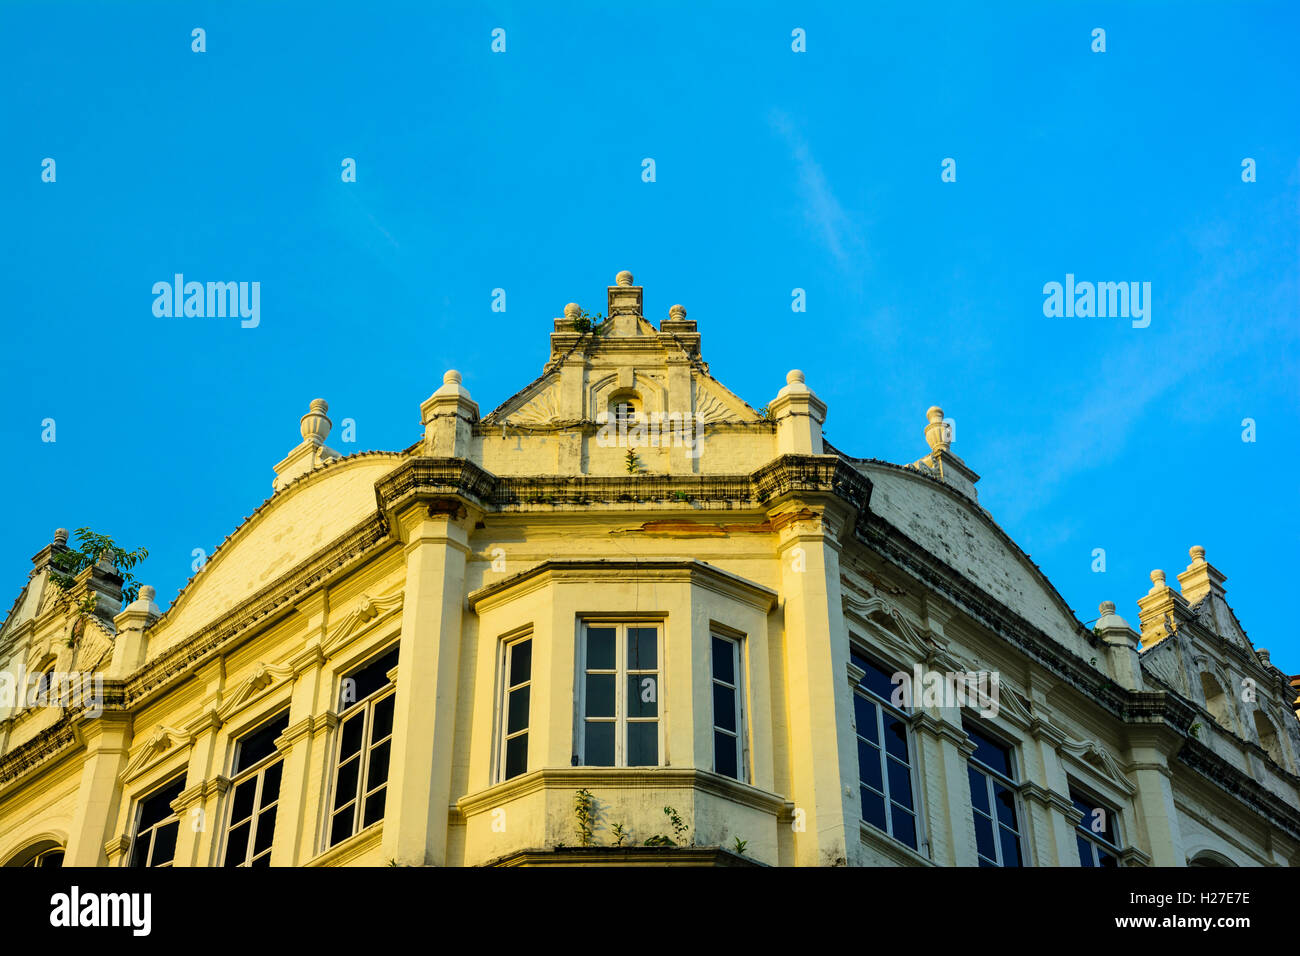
(2, 270, 1298, 867)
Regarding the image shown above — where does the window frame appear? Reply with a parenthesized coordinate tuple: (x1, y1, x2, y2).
(1070, 784, 1124, 867)
(851, 647, 923, 852)
(221, 709, 290, 867)
(326, 646, 398, 850)
(128, 773, 187, 868)
(709, 631, 747, 782)
(496, 634, 533, 783)
(963, 720, 1027, 867)
(574, 621, 663, 768)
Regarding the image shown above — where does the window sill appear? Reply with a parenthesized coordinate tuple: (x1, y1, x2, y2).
(306, 821, 383, 867)
(859, 821, 935, 867)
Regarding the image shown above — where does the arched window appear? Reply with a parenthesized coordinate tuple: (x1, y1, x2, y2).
(4, 840, 64, 867)
(1253, 711, 1285, 767)
(1199, 672, 1233, 731)
(1188, 850, 1236, 867)
(606, 390, 641, 428)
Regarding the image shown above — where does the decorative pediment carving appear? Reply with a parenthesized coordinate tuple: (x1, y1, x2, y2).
(321, 590, 404, 658)
(121, 725, 192, 783)
(214, 662, 297, 724)
(844, 594, 946, 667)
(1057, 736, 1135, 795)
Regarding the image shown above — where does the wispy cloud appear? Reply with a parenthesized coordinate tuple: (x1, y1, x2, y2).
(769, 109, 867, 281)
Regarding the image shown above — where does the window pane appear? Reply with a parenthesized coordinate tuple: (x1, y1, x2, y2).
(585, 674, 615, 717)
(855, 655, 902, 707)
(261, 762, 283, 804)
(713, 684, 736, 732)
(330, 809, 353, 847)
(627, 628, 658, 670)
(235, 712, 290, 773)
(892, 806, 917, 849)
(1077, 834, 1095, 867)
(507, 686, 530, 734)
(626, 722, 658, 767)
(363, 789, 386, 827)
(342, 647, 398, 710)
(586, 628, 615, 670)
(585, 722, 614, 766)
(333, 759, 359, 809)
(628, 675, 658, 718)
(966, 725, 1013, 778)
(339, 713, 365, 760)
(223, 822, 250, 866)
(994, 785, 1017, 829)
(858, 740, 883, 791)
(138, 778, 184, 829)
(887, 758, 913, 810)
(999, 827, 1022, 867)
(854, 695, 879, 743)
(711, 636, 734, 685)
(884, 716, 909, 762)
(367, 740, 392, 791)
(974, 815, 996, 862)
(508, 639, 532, 687)
(371, 694, 395, 741)
(150, 822, 178, 867)
(230, 779, 257, 825)
(1099, 850, 1119, 868)
(254, 808, 276, 854)
(714, 730, 738, 779)
(968, 768, 990, 814)
(505, 733, 528, 779)
(861, 788, 887, 831)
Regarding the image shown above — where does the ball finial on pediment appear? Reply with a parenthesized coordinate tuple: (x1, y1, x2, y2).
(564, 303, 581, 319)
(53, 528, 68, 546)
(444, 370, 463, 386)
(786, 369, 805, 385)
(669, 304, 687, 320)
(616, 270, 634, 287)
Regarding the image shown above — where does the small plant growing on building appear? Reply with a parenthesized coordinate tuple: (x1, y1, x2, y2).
(757, 404, 777, 423)
(48, 528, 149, 645)
(732, 837, 748, 856)
(624, 449, 640, 474)
(1190, 722, 1202, 740)
(570, 309, 604, 336)
(611, 822, 627, 847)
(573, 788, 597, 846)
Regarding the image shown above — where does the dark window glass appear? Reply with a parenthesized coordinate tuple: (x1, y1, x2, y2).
(627, 628, 658, 670)
(586, 628, 615, 670)
(715, 731, 738, 778)
(627, 722, 658, 766)
(585, 722, 615, 766)
(628, 675, 658, 718)
(234, 712, 290, 773)
(586, 674, 615, 717)
(340, 647, 398, 710)
(853, 652, 904, 708)
(711, 636, 734, 685)
(508, 639, 532, 686)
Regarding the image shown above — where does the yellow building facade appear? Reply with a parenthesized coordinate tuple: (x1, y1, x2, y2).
(2, 271, 1298, 867)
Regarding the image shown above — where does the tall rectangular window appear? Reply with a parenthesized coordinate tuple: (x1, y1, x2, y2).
(578, 623, 660, 767)
(223, 710, 290, 867)
(129, 775, 186, 867)
(1072, 787, 1122, 867)
(852, 650, 918, 850)
(711, 634, 745, 781)
(965, 722, 1024, 867)
(499, 637, 532, 781)
(328, 646, 398, 848)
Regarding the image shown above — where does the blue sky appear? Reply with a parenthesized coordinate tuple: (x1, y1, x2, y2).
(2, 2, 1297, 665)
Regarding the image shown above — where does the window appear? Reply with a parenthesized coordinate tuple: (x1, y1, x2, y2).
(711, 634, 745, 781)
(499, 637, 532, 781)
(223, 710, 289, 867)
(965, 722, 1024, 867)
(1072, 788, 1121, 867)
(852, 650, 918, 850)
(577, 623, 660, 767)
(9, 843, 63, 867)
(129, 775, 186, 867)
(328, 646, 398, 848)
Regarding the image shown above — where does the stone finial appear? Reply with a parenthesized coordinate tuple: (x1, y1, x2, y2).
(924, 405, 950, 453)
(1189, 545, 1206, 564)
(1259, 648, 1272, 667)
(443, 370, 463, 386)
(616, 270, 634, 287)
(564, 303, 581, 320)
(140, 585, 156, 602)
(299, 399, 332, 445)
(669, 304, 687, 320)
(787, 369, 805, 385)
(1149, 569, 1166, 591)
(1100, 601, 1116, 615)
(53, 528, 68, 546)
